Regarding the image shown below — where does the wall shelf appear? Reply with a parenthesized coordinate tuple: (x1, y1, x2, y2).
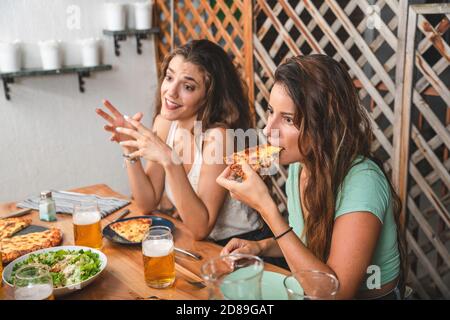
(0, 64, 112, 100)
(103, 28, 160, 56)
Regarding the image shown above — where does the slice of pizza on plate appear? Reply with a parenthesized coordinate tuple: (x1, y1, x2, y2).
(1, 228, 63, 264)
(0, 217, 32, 240)
(110, 218, 152, 243)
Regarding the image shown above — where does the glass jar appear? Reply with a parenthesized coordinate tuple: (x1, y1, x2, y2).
(39, 191, 57, 222)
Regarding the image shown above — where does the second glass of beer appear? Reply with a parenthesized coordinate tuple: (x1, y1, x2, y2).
(73, 200, 103, 249)
(142, 226, 175, 288)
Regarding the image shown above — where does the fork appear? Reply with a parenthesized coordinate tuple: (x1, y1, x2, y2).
(175, 263, 207, 289)
(174, 247, 203, 260)
(185, 279, 207, 289)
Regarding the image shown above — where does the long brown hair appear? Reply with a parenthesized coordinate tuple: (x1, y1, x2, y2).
(274, 54, 407, 291)
(153, 39, 251, 131)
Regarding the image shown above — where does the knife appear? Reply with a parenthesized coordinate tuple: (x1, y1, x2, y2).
(174, 247, 203, 260)
(113, 209, 130, 222)
(0, 208, 33, 219)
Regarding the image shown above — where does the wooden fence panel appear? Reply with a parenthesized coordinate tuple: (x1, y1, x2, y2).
(397, 3, 450, 299)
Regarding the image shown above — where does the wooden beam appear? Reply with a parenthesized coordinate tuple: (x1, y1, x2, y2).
(392, 0, 415, 229)
(243, 0, 255, 125)
(412, 3, 450, 15)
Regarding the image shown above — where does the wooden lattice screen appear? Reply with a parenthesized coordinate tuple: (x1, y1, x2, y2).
(154, 0, 255, 104)
(154, 0, 450, 299)
(395, 3, 450, 299)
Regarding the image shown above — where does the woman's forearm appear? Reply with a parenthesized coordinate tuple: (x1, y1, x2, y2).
(163, 162, 212, 239)
(124, 156, 159, 212)
(263, 203, 335, 275)
(258, 238, 283, 257)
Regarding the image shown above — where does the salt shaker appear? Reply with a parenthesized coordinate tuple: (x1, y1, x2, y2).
(39, 191, 57, 222)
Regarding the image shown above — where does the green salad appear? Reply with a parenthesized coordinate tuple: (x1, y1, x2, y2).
(10, 249, 102, 288)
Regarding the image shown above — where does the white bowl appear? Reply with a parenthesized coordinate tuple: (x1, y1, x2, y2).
(2, 245, 107, 297)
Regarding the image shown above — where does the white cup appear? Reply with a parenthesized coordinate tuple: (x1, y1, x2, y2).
(104, 3, 126, 31)
(39, 40, 62, 70)
(134, 1, 153, 30)
(0, 40, 22, 73)
(80, 38, 100, 67)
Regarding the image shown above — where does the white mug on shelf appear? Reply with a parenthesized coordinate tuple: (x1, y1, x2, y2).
(39, 40, 62, 70)
(0, 40, 22, 73)
(134, 1, 153, 30)
(104, 2, 126, 31)
(80, 38, 100, 67)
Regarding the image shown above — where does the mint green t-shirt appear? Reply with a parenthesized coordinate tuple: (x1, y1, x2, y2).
(286, 158, 400, 290)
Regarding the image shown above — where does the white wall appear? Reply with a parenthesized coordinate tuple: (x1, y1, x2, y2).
(0, 0, 158, 202)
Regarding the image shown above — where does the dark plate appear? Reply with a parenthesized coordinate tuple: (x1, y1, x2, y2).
(14, 225, 49, 236)
(103, 215, 175, 245)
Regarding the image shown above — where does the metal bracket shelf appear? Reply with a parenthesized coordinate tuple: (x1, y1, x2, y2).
(103, 28, 160, 56)
(0, 64, 112, 101)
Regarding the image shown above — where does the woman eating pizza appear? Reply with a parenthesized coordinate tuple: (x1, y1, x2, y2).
(96, 39, 266, 244)
(216, 54, 407, 300)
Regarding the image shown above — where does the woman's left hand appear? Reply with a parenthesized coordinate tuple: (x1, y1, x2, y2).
(216, 162, 275, 214)
(116, 117, 174, 166)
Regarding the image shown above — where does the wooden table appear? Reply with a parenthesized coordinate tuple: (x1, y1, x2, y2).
(0, 184, 288, 300)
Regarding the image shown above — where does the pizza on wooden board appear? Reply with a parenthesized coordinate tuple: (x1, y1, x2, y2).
(225, 144, 283, 180)
(110, 218, 152, 243)
(0, 217, 32, 240)
(1, 228, 63, 264)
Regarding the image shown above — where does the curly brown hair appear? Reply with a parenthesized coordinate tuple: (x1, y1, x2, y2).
(274, 54, 407, 293)
(153, 39, 252, 132)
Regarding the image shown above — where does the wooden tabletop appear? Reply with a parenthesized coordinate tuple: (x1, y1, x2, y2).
(0, 184, 289, 300)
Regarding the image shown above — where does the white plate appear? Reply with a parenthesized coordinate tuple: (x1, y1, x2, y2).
(2, 245, 107, 297)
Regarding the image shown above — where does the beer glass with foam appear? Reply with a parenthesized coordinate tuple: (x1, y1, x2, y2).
(142, 226, 175, 288)
(73, 200, 103, 249)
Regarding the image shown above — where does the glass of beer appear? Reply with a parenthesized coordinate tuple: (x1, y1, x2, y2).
(142, 226, 175, 288)
(14, 264, 54, 300)
(73, 200, 103, 249)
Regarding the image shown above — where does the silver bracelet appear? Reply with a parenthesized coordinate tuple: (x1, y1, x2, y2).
(123, 153, 139, 164)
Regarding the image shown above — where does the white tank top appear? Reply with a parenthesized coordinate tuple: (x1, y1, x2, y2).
(164, 121, 262, 241)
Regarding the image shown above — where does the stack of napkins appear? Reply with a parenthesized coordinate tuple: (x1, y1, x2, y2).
(17, 190, 130, 218)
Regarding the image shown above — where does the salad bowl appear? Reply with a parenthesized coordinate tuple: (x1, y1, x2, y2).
(2, 245, 107, 297)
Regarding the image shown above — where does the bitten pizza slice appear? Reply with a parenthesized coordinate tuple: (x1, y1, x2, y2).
(225, 144, 283, 180)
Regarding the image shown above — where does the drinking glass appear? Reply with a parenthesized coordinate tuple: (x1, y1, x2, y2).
(14, 264, 54, 300)
(73, 200, 103, 249)
(201, 254, 264, 300)
(283, 270, 339, 300)
(142, 226, 175, 288)
(0, 245, 3, 288)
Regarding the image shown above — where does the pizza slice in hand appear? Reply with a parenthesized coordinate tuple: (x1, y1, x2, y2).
(225, 144, 283, 181)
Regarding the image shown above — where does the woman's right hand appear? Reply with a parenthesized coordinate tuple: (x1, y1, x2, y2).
(220, 238, 263, 256)
(96, 99, 143, 149)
